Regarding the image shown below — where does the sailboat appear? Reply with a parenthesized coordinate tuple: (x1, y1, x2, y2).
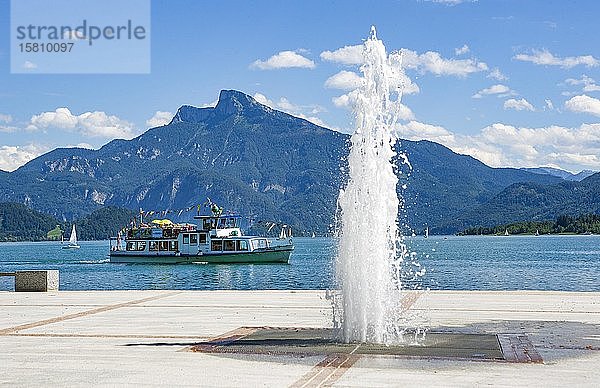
(312, 232, 316, 238)
(535, 229, 540, 236)
(424, 226, 429, 239)
(504, 229, 509, 236)
(62, 224, 81, 249)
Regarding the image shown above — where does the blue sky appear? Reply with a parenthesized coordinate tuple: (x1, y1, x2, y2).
(1, 0, 600, 173)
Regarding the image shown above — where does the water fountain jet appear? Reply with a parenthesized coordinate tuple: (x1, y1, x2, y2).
(336, 26, 411, 345)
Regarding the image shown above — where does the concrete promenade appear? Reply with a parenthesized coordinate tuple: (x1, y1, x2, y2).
(0, 290, 598, 387)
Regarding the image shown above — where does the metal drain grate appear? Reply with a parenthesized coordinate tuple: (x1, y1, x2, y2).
(189, 327, 542, 363)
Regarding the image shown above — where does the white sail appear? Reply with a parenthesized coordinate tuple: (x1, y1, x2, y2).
(69, 225, 77, 245)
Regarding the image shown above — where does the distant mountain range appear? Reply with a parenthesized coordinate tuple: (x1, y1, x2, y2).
(0, 89, 598, 234)
(447, 172, 600, 231)
(521, 167, 596, 182)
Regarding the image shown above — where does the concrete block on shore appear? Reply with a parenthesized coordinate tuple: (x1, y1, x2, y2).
(14, 270, 59, 292)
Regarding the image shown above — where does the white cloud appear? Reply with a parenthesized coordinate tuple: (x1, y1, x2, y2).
(324, 70, 363, 90)
(564, 94, 600, 117)
(565, 75, 595, 86)
(146, 111, 173, 127)
(332, 90, 414, 120)
(320, 45, 363, 65)
(488, 67, 508, 81)
(475, 123, 600, 170)
(324, 69, 418, 97)
(252, 93, 274, 107)
(200, 99, 218, 108)
(70, 142, 95, 149)
(454, 44, 470, 55)
(0, 144, 50, 172)
(22, 61, 37, 69)
(395, 104, 415, 121)
(504, 98, 535, 111)
(396, 120, 600, 171)
(252, 93, 329, 128)
(332, 92, 355, 109)
(545, 99, 555, 110)
(583, 84, 600, 92)
(514, 49, 599, 68)
(472, 84, 512, 98)
(0, 114, 18, 132)
(400, 48, 488, 77)
(564, 75, 600, 93)
(0, 125, 19, 133)
(250, 51, 315, 70)
(0, 125, 18, 133)
(28, 108, 78, 130)
(397, 121, 456, 144)
(27, 107, 136, 139)
(321, 44, 485, 79)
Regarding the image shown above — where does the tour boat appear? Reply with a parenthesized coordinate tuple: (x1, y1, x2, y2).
(62, 224, 80, 249)
(108, 208, 293, 264)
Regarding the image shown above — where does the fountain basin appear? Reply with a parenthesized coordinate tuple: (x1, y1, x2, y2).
(190, 326, 541, 363)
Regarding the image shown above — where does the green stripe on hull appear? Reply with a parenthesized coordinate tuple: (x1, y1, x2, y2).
(109, 249, 292, 264)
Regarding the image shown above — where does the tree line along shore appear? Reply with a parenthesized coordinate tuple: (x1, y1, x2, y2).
(0, 203, 135, 242)
(458, 214, 600, 236)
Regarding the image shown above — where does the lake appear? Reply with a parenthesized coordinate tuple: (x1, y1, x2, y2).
(0, 235, 599, 291)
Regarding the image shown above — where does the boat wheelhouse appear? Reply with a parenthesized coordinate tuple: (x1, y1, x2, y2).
(109, 211, 293, 264)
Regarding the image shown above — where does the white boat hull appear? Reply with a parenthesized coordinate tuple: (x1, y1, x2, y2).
(109, 246, 293, 264)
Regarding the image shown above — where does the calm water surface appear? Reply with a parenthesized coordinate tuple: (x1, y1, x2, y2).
(0, 235, 598, 291)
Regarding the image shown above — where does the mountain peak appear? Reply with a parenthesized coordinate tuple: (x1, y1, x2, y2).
(171, 105, 212, 124)
(170, 90, 267, 124)
(214, 89, 263, 116)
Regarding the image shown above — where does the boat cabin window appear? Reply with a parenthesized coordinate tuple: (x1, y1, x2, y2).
(170, 241, 178, 251)
(211, 240, 223, 251)
(127, 241, 137, 251)
(237, 240, 248, 251)
(159, 241, 169, 251)
(201, 217, 239, 230)
(183, 234, 189, 244)
(190, 234, 197, 245)
(203, 219, 213, 230)
(137, 241, 146, 251)
(149, 241, 158, 251)
(224, 240, 236, 251)
(198, 233, 207, 244)
(251, 239, 267, 250)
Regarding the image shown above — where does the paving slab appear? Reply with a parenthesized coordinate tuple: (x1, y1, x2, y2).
(0, 290, 598, 387)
